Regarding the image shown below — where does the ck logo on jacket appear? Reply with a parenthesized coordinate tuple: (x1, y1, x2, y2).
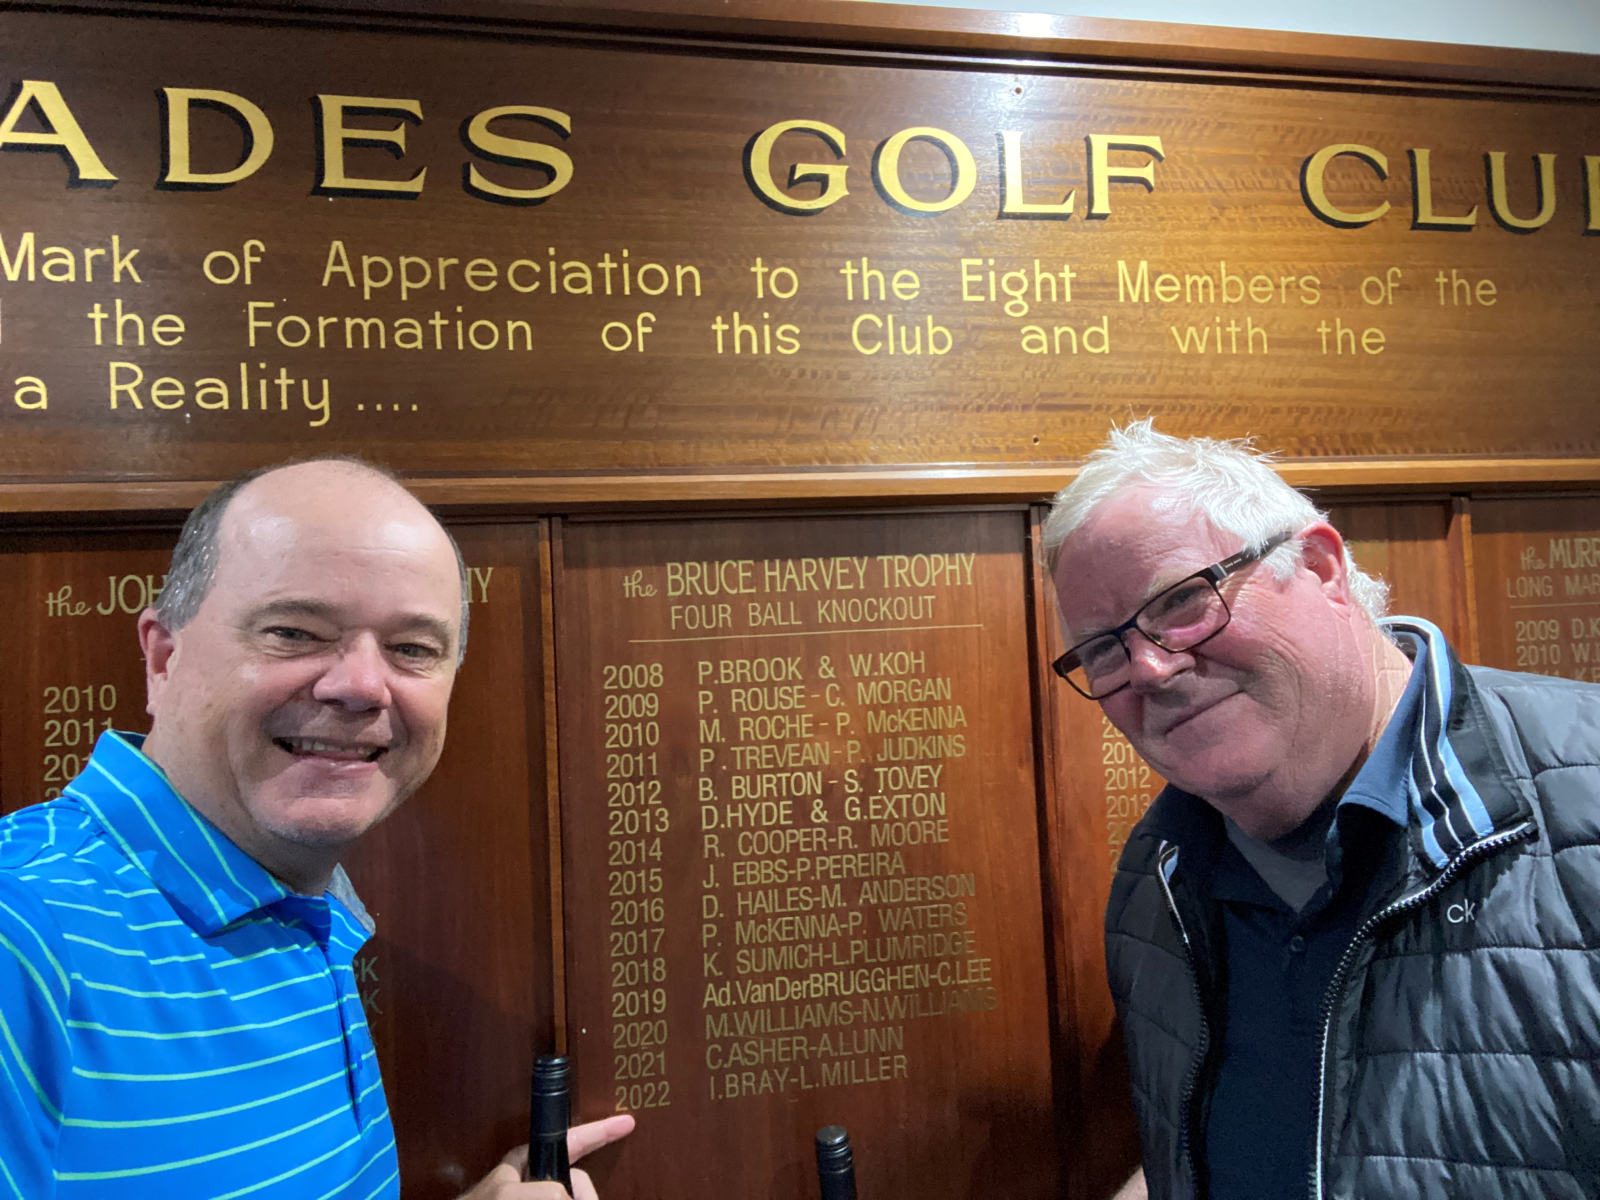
(1445, 897, 1478, 924)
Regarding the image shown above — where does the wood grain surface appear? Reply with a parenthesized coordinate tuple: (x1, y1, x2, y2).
(1469, 495, 1600, 681)
(1327, 499, 1465, 643)
(6, 456, 1600, 522)
(552, 510, 1058, 1199)
(3, 3, 1599, 1197)
(0, 533, 171, 813)
(0, 4, 1596, 499)
(30, 0, 1600, 91)
(1027, 505, 1139, 1200)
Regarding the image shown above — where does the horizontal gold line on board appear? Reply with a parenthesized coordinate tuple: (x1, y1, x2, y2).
(628, 623, 985, 644)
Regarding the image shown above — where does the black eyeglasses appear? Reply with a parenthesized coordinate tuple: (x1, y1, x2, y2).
(1052, 530, 1296, 700)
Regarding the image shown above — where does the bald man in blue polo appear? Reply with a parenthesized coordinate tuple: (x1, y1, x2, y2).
(0, 459, 630, 1198)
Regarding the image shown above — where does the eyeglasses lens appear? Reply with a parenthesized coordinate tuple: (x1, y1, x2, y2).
(1062, 579, 1228, 699)
(1142, 579, 1225, 643)
(1069, 639, 1126, 697)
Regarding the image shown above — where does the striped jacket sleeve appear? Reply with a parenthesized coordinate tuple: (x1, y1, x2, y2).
(0, 874, 69, 1200)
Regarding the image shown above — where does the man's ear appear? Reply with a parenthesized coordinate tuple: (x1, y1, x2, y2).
(1298, 522, 1357, 609)
(137, 607, 177, 718)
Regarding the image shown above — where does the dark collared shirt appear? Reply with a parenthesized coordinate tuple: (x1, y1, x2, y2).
(1202, 631, 1427, 1199)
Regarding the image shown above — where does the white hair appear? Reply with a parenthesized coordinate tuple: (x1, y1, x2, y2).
(1042, 419, 1390, 621)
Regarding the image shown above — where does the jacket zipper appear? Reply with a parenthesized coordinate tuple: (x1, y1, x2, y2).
(1155, 840, 1211, 1197)
(1308, 819, 1536, 1200)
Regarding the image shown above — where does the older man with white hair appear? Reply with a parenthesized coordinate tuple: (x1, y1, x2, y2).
(1046, 423, 1600, 1200)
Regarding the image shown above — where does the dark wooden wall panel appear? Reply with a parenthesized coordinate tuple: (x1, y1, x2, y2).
(0, 536, 169, 814)
(552, 510, 1058, 1200)
(1027, 507, 1141, 1200)
(0, 3, 1596, 496)
(1327, 499, 1464, 644)
(1467, 495, 1600, 680)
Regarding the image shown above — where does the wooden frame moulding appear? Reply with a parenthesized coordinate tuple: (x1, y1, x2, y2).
(17, 0, 1600, 92)
(0, 0, 1595, 521)
(3, 458, 1600, 524)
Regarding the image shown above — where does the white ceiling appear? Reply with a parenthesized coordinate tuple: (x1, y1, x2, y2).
(844, 0, 1600, 54)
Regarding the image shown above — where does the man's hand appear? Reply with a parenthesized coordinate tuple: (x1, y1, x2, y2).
(459, 1114, 637, 1199)
(1111, 1168, 1147, 1200)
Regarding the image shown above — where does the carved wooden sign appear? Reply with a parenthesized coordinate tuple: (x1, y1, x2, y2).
(1472, 497, 1600, 684)
(1, 5, 1597, 488)
(553, 511, 1057, 1198)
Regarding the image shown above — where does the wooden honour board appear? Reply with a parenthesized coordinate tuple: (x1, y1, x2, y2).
(2, 490, 1599, 1197)
(551, 510, 1056, 1199)
(0, 0, 1595, 499)
(1, 2, 1599, 1198)
(1470, 497, 1600, 685)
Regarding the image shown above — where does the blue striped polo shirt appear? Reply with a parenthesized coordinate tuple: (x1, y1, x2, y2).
(0, 731, 399, 1199)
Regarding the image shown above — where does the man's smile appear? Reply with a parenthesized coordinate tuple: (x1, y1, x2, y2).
(1146, 688, 1241, 739)
(272, 736, 388, 763)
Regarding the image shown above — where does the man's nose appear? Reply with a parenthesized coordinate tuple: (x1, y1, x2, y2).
(1123, 628, 1193, 690)
(311, 634, 391, 710)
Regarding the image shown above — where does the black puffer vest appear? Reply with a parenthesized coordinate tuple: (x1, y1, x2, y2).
(1105, 621, 1600, 1199)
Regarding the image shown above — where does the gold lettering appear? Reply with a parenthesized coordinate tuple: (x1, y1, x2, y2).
(13, 375, 47, 409)
(160, 88, 274, 188)
(462, 106, 573, 205)
(745, 120, 849, 214)
(321, 240, 355, 287)
(998, 131, 1073, 218)
(1485, 151, 1556, 232)
(1300, 143, 1389, 227)
(108, 361, 142, 409)
(0, 80, 116, 184)
(873, 127, 975, 215)
(314, 95, 425, 197)
(1408, 148, 1476, 230)
(1085, 134, 1163, 218)
(194, 378, 229, 410)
